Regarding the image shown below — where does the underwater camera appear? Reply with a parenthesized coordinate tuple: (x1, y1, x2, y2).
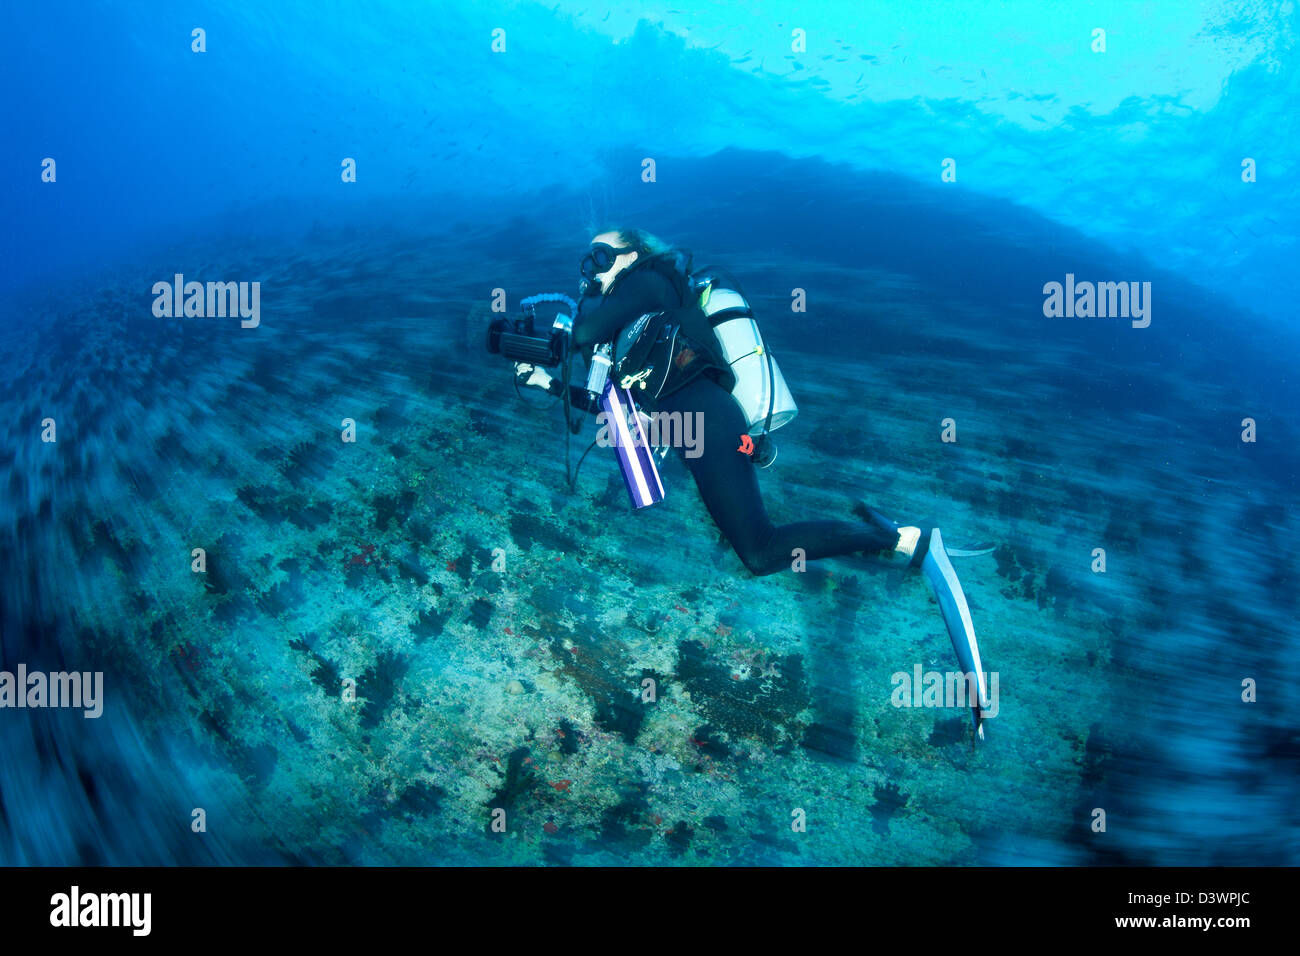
(485, 295, 575, 367)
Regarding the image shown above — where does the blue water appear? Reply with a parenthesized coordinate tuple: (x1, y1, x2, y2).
(1, 1, 1297, 865)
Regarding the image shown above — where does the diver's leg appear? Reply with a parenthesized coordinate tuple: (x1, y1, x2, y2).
(659, 379, 992, 739)
(656, 378, 898, 576)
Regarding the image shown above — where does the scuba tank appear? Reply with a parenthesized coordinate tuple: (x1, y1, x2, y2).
(692, 274, 798, 435)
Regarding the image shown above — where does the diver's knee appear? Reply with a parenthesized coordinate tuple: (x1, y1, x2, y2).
(737, 549, 778, 576)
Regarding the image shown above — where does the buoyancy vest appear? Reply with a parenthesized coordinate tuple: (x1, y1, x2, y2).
(609, 253, 799, 434)
(609, 250, 736, 400)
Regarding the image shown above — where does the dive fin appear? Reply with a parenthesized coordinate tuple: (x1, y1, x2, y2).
(919, 528, 990, 740)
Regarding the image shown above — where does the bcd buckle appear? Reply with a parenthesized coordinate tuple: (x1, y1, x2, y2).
(619, 367, 654, 390)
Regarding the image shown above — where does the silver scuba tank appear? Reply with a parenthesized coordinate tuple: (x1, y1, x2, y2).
(696, 279, 798, 434)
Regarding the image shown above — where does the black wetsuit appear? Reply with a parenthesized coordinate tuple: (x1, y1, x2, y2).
(555, 254, 899, 576)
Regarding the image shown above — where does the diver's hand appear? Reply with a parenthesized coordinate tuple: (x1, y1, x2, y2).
(515, 362, 555, 392)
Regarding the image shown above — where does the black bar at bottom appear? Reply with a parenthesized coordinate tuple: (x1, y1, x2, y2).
(0, 865, 1278, 941)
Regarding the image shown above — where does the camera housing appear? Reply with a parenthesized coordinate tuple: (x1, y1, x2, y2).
(485, 302, 569, 367)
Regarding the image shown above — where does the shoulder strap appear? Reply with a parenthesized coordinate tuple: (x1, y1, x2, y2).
(631, 249, 694, 304)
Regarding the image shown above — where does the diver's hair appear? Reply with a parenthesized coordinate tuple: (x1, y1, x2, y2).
(591, 226, 671, 258)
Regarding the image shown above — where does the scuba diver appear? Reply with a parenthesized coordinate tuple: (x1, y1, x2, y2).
(502, 229, 993, 738)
